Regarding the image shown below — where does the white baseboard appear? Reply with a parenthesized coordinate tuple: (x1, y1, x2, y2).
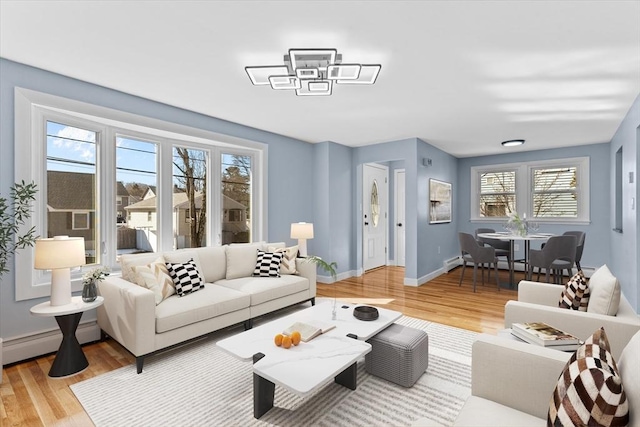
(2, 321, 101, 366)
(405, 267, 446, 286)
(317, 269, 357, 284)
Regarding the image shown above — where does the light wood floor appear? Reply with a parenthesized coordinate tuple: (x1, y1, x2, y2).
(1, 266, 521, 426)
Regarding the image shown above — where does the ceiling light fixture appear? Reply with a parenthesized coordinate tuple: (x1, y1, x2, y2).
(501, 139, 525, 147)
(245, 48, 381, 97)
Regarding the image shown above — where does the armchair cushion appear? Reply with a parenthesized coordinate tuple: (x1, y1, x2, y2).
(548, 328, 628, 426)
(559, 270, 590, 311)
(587, 265, 621, 316)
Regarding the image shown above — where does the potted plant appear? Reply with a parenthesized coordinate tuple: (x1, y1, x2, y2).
(305, 256, 338, 319)
(0, 181, 38, 279)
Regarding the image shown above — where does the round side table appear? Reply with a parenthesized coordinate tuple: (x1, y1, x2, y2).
(30, 296, 104, 378)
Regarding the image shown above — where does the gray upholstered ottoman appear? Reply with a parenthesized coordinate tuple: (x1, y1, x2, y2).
(365, 323, 429, 387)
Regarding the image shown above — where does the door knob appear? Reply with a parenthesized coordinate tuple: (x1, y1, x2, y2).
(397, 223, 403, 227)
(364, 222, 369, 226)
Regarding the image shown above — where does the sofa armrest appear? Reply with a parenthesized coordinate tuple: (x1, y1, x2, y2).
(97, 276, 156, 357)
(295, 258, 317, 298)
(472, 334, 570, 419)
(517, 280, 563, 306)
(505, 300, 640, 359)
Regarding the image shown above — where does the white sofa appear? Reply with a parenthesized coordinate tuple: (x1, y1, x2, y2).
(504, 280, 640, 359)
(97, 242, 316, 373)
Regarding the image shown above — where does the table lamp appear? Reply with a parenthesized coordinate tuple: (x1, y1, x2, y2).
(290, 222, 314, 257)
(34, 236, 86, 306)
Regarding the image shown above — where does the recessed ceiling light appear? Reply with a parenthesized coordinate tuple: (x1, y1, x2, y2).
(501, 139, 525, 147)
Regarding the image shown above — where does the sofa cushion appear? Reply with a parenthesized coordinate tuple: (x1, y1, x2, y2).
(253, 250, 283, 278)
(548, 328, 628, 426)
(559, 270, 590, 311)
(155, 284, 250, 333)
(165, 259, 205, 297)
(216, 274, 309, 306)
(163, 250, 205, 281)
(131, 256, 175, 304)
(225, 243, 263, 279)
(190, 246, 227, 283)
(267, 245, 298, 275)
(587, 264, 621, 316)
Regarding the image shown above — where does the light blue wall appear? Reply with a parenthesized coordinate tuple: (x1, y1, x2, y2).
(0, 59, 315, 339)
(609, 94, 640, 312)
(457, 143, 612, 271)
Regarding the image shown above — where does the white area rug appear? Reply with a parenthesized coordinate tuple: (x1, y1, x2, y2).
(71, 309, 476, 427)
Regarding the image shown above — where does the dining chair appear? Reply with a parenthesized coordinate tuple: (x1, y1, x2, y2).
(475, 228, 512, 275)
(528, 235, 577, 284)
(458, 232, 500, 292)
(562, 231, 586, 272)
(540, 231, 586, 274)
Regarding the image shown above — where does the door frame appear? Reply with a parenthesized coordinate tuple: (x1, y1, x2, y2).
(394, 168, 406, 267)
(362, 162, 389, 272)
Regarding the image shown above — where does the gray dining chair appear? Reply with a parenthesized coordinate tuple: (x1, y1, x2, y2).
(562, 231, 586, 272)
(458, 232, 500, 292)
(475, 228, 512, 276)
(528, 235, 577, 284)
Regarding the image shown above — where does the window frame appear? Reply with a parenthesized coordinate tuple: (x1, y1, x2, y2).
(72, 212, 91, 230)
(14, 87, 268, 301)
(470, 157, 590, 224)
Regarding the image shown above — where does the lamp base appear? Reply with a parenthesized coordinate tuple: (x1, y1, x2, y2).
(50, 268, 72, 306)
(297, 239, 308, 257)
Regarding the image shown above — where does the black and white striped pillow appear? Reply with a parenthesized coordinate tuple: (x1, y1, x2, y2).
(253, 250, 283, 278)
(165, 258, 204, 296)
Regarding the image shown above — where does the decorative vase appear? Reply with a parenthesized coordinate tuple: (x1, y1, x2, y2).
(82, 280, 98, 302)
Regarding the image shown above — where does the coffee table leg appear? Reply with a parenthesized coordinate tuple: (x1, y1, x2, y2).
(334, 362, 357, 390)
(253, 352, 274, 419)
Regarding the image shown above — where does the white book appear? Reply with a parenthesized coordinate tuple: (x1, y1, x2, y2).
(283, 321, 336, 342)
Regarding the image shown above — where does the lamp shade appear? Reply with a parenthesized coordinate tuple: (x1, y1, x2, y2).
(290, 222, 314, 239)
(34, 236, 86, 270)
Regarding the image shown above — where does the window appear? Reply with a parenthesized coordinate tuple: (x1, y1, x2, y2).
(14, 88, 266, 301)
(479, 170, 516, 218)
(221, 153, 252, 244)
(72, 212, 90, 230)
(471, 157, 589, 223)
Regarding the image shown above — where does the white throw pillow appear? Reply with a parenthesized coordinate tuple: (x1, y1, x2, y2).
(587, 264, 621, 316)
(131, 256, 175, 304)
(267, 245, 298, 274)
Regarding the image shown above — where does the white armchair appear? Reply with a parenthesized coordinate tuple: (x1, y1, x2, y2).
(504, 280, 640, 359)
(413, 331, 640, 427)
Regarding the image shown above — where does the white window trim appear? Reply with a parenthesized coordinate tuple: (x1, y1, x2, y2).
(14, 87, 267, 301)
(470, 156, 590, 224)
(72, 212, 91, 230)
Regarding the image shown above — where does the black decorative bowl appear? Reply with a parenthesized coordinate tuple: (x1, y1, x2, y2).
(353, 305, 379, 321)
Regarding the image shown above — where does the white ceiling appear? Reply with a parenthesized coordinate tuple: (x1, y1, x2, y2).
(1, 1, 639, 157)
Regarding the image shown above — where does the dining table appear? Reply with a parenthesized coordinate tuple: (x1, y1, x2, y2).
(476, 231, 554, 288)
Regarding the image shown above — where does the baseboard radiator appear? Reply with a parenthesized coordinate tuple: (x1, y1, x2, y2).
(443, 256, 461, 273)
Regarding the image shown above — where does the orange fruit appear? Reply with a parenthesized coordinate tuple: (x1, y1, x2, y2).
(274, 333, 283, 347)
(282, 335, 292, 349)
(290, 331, 301, 346)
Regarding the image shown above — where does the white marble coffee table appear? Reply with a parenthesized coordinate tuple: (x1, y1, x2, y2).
(217, 301, 402, 418)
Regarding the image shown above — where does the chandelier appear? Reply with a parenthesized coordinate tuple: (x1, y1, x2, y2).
(245, 48, 381, 96)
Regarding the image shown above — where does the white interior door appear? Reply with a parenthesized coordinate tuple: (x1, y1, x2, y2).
(363, 163, 388, 271)
(394, 169, 406, 267)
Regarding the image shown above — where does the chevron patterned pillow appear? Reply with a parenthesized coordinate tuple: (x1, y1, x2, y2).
(559, 270, 590, 311)
(253, 250, 283, 277)
(267, 245, 298, 275)
(548, 327, 629, 427)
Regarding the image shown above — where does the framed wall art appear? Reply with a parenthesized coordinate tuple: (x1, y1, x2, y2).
(429, 179, 452, 224)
